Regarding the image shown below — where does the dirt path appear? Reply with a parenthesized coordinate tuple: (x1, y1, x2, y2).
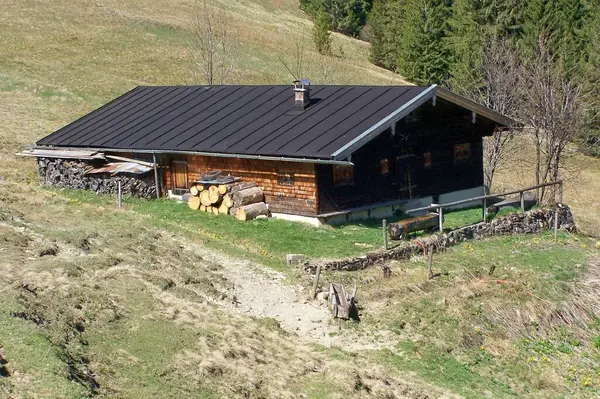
(180, 240, 333, 342)
(180, 238, 398, 350)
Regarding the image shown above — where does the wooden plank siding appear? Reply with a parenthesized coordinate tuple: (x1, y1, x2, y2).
(163, 155, 319, 216)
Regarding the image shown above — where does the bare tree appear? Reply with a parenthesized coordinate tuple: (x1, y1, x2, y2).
(450, 38, 521, 193)
(520, 37, 589, 203)
(479, 39, 521, 194)
(275, 34, 336, 84)
(189, 0, 236, 85)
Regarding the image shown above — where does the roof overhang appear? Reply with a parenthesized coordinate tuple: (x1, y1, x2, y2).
(435, 87, 515, 127)
(332, 85, 438, 161)
(28, 146, 354, 166)
(331, 85, 515, 161)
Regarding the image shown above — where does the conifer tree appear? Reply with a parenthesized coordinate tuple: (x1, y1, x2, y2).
(369, 0, 405, 71)
(448, 0, 524, 95)
(397, 0, 453, 85)
(313, 10, 333, 55)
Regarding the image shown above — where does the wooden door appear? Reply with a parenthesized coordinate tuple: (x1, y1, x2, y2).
(171, 161, 188, 194)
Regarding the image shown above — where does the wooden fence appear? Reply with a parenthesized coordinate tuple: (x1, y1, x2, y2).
(381, 180, 564, 249)
(405, 180, 563, 233)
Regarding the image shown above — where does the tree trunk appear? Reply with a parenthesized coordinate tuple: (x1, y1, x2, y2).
(190, 185, 200, 196)
(229, 206, 238, 217)
(236, 202, 269, 221)
(233, 187, 264, 207)
(200, 204, 207, 212)
(212, 206, 220, 215)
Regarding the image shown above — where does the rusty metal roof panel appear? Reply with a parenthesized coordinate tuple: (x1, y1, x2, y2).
(86, 162, 152, 175)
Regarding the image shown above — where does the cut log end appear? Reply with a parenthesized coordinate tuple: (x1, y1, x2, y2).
(200, 190, 212, 207)
(188, 196, 201, 210)
(236, 202, 269, 221)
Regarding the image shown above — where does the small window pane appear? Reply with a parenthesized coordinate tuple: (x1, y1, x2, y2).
(380, 158, 389, 175)
(333, 165, 354, 187)
(423, 152, 432, 168)
(278, 171, 294, 186)
(454, 143, 471, 164)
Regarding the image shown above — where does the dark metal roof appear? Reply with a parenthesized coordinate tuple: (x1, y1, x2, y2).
(37, 84, 512, 160)
(37, 85, 436, 160)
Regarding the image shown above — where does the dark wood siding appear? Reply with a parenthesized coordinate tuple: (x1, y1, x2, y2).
(318, 99, 497, 214)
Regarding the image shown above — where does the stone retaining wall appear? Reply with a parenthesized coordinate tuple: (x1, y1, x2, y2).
(38, 158, 157, 199)
(310, 205, 576, 272)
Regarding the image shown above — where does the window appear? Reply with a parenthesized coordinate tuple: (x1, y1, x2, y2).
(333, 165, 354, 187)
(277, 171, 294, 186)
(423, 152, 432, 168)
(380, 158, 389, 176)
(454, 143, 471, 164)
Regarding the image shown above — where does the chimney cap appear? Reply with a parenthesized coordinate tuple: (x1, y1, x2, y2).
(293, 79, 311, 90)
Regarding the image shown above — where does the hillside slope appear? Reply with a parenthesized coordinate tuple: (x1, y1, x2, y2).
(1, 0, 600, 398)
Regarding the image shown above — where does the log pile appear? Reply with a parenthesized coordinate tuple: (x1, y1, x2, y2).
(37, 158, 157, 199)
(187, 179, 269, 221)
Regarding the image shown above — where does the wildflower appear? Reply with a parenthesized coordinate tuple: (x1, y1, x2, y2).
(480, 346, 485, 351)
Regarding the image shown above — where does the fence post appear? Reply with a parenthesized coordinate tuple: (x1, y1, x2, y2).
(152, 153, 160, 199)
(117, 181, 122, 209)
(558, 181, 563, 204)
(554, 207, 559, 242)
(438, 207, 444, 233)
(482, 197, 487, 221)
(382, 219, 388, 250)
(428, 249, 434, 279)
(311, 264, 322, 299)
(520, 191, 525, 212)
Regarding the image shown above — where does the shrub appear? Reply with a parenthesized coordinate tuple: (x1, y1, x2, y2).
(313, 11, 332, 55)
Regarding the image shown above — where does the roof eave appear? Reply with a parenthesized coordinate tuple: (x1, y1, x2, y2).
(331, 85, 438, 161)
(435, 87, 516, 127)
(331, 85, 517, 161)
(31, 145, 354, 166)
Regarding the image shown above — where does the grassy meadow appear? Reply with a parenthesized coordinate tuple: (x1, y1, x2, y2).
(1, 0, 600, 398)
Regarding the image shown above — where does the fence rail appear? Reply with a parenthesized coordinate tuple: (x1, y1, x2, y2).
(404, 180, 563, 234)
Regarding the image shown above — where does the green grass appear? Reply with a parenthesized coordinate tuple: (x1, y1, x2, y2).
(54, 188, 543, 268)
(0, 300, 89, 398)
(444, 206, 485, 230)
(334, 232, 600, 397)
(49, 187, 569, 272)
(376, 342, 516, 398)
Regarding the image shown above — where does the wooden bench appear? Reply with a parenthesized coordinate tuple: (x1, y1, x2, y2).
(388, 213, 440, 240)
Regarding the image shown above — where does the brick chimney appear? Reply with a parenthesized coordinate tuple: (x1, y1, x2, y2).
(293, 79, 311, 108)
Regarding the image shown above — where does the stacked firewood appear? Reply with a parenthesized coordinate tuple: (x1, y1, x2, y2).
(38, 158, 157, 198)
(187, 181, 269, 221)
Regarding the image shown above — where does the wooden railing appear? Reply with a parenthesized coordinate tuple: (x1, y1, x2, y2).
(404, 180, 564, 233)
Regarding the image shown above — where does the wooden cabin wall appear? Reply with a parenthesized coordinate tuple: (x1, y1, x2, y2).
(163, 155, 319, 216)
(318, 99, 497, 214)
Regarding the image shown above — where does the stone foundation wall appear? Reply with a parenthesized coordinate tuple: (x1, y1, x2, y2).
(310, 205, 576, 272)
(38, 158, 157, 199)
